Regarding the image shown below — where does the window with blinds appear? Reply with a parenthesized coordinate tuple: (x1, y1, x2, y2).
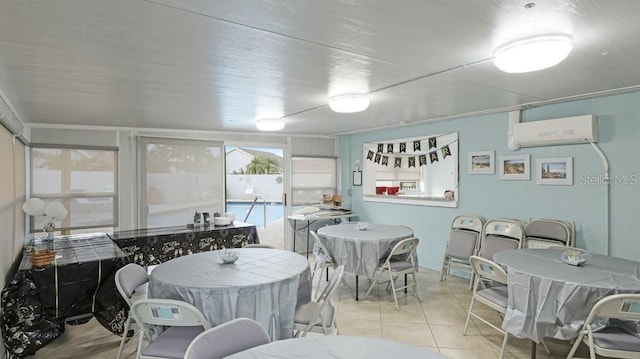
(291, 157, 337, 206)
(30, 145, 118, 233)
(138, 137, 224, 228)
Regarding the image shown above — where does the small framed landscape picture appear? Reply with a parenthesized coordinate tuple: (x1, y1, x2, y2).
(468, 150, 495, 174)
(536, 157, 573, 185)
(499, 154, 530, 180)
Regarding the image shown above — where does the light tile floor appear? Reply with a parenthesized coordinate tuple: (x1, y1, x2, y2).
(31, 264, 592, 359)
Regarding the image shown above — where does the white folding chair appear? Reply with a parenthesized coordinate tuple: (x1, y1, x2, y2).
(293, 265, 344, 337)
(130, 298, 211, 359)
(364, 237, 421, 311)
(567, 293, 640, 359)
(523, 218, 574, 249)
(184, 318, 270, 359)
(440, 214, 485, 288)
(310, 230, 340, 298)
(115, 263, 150, 359)
(478, 218, 525, 260)
(463, 256, 510, 359)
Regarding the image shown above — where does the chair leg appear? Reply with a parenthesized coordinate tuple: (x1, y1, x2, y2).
(498, 331, 508, 359)
(463, 296, 475, 335)
(388, 271, 400, 311)
(364, 271, 381, 298)
(117, 316, 133, 359)
(439, 257, 449, 282)
(566, 330, 586, 359)
(540, 339, 551, 354)
(411, 272, 421, 301)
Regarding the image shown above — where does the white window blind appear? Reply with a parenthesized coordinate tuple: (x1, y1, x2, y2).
(138, 137, 224, 228)
(291, 157, 337, 206)
(30, 146, 118, 233)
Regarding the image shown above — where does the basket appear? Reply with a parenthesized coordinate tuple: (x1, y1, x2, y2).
(28, 249, 57, 268)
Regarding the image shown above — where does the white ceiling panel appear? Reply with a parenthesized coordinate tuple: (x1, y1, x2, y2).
(0, 0, 639, 135)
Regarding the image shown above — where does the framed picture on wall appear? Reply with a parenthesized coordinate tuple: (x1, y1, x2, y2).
(499, 154, 530, 180)
(536, 157, 573, 185)
(468, 150, 495, 174)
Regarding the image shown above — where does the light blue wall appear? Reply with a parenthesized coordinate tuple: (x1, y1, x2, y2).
(339, 91, 640, 271)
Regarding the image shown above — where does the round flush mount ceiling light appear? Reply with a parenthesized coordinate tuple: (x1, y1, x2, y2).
(255, 118, 285, 131)
(329, 94, 370, 113)
(493, 34, 573, 73)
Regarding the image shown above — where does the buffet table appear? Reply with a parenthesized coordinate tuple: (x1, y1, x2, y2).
(109, 221, 259, 266)
(1, 233, 128, 358)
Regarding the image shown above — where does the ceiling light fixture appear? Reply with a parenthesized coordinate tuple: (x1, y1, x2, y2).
(329, 94, 370, 113)
(493, 34, 573, 73)
(255, 118, 285, 131)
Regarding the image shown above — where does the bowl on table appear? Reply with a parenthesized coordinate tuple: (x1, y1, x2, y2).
(561, 248, 591, 266)
(214, 216, 232, 226)
(220, 250, 239, 264)
(356, 222, 369, 231)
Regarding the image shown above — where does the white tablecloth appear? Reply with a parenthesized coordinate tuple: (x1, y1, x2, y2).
(317, 223, 414, 278)
(494, 247, 640, 343)
(148, 248, 311, 340)
(223, 335, 448, 359)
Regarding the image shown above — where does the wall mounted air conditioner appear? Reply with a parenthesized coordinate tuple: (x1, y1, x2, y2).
(511, 115, 597, 148)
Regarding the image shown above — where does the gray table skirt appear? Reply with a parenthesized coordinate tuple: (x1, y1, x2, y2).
(317, 223, 414, 278)
(149, 248, 311, 340)
(495, 248, 640, 343)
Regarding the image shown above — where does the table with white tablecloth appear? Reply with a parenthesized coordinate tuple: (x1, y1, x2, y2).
(223, 335, 448, 359)
(494, 247, 640, 344)
(148, 248, 311, 340)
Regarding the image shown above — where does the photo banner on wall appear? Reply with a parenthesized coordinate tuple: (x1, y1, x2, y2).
(364, 135, 457, 169)
(442, 145, 451, 158)
(429, 137, 437, 149)
(430, 151, 438, 163)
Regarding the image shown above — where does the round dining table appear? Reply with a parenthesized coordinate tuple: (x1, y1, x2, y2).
(317, 223, 414, 300)
(317, 223, 414, 278)
(494, 247, 640, 344)
(223, 335, 448, 359)
(148, 248, 311, 340)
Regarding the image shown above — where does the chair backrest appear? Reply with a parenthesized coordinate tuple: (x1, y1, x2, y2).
(479, 218, 525, 260)
(585, 293, 640, 323)
(184, 318, 270, 359)
(469, 255, 508, 285)
(316, 264, 345, 302)
(297, 265, 344, 335)
(524, 219, 574, 248)
(446, 215, 485, 259)
(310, 230, 334, 263)
(384, 237, 419, 267)
(130, 298, 211, 340)
(115, 263, 149, 306)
